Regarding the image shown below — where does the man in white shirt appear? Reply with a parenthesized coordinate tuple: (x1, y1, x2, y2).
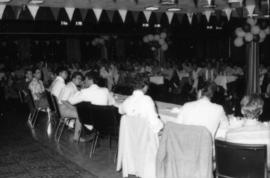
(58, 71, 82, 119)
(50, 67, 68, 98)
(175, 82, 227, 138)
(69, 71, 115, 141)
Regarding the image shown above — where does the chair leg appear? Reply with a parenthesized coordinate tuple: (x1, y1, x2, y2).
(54, 120, 63, 141)
(29, 110, 37, 127)
(114, 144, 118, 163)
(57, 121, 66, 142)
(27, 112, 33, 128)
(93, 132, 99, 155)
(109, 135, 112, 149)
(90, 132, 99, 158)
(32, 110, 40, 127)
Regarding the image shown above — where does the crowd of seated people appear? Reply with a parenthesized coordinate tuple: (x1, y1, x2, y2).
(0, 57, 270, 117)
(1, 57, 270, 177)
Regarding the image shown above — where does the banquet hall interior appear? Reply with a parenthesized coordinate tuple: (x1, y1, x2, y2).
(1, 0, 270, 177)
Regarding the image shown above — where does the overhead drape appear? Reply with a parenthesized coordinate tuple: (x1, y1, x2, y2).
(246, 41, 259, 95)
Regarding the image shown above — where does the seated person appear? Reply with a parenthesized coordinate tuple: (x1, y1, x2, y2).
(50, 67, 68, 98)
(223, 94, 270, 167)
(57, 71, 82, 121)
(28, 68, 48, 108)
(118, 74, 163, 133)
(69, 71, 115, 141)
(175, 82, 227, 138)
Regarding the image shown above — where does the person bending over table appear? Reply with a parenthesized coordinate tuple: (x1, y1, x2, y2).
(175, 82, 227, 138)
(68, 71, 115, 142)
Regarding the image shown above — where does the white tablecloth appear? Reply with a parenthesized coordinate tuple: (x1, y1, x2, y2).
(149, 76, 164, 85)
(114, 94, 180, 123)
(214, 75, 237, 90)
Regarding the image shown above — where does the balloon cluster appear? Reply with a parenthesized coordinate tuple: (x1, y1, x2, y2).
(143, 32, 168, 51)
(92, 37, 107, 46)
(234, 18, 270, 47)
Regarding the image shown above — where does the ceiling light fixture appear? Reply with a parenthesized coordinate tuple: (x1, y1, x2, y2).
(264, 14, 270, 18)
(29, 0, 44, 4)
(145, 6, 159, 11)
(167, 7, 181, 12)
(0, 0, 11, 2)
(160, 0, 178, 5)
(203, 4, 217, 8)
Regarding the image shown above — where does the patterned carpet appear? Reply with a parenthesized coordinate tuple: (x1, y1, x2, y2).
(0, 119, 97, 178)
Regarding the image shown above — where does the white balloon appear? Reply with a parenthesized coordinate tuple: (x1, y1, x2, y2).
(162, 44, 168, 51)
(148, 35, 154, 41)
(247, 18, 257, 26)
(259, 36, 265, 43)
(259, 31, 266, 39)
(154, 34, 160, 41)
(265, 27, 270, 35)
(159, 39, 165, 45)
(160, 32, 167, 39)
(143, 36, 148, 43)
(234, 37, 244, 47)
(251, 25, 260, 35)
(244, 33, 253, 42)
(235, 27, 245, 37)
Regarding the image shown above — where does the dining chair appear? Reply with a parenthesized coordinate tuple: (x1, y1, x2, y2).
(27, 89, 49, 128)
(215, 139, 267, 178)
(45, 90, 57, 126)
(52, 94, 76, 142)
(76, 102, 120, 158)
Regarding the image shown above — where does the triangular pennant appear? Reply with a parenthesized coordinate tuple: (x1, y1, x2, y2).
(51, 7, 60, 20)
(132, 11, 140, 23)
(0, 5, 6, 20)
(65, 7, 75, 21)
(27, 5, 39, 19)
(143, 10, 152, 22)
(204, 10, 212, 22)
(93, 8, 102, 21)
(106, 10, 114, 22)
(12, 6, 22, 19)
(223, 8, 232, 21)
(80, 9, 88, 21)
(246, 5, 255, 16)
(187, 13, 193, 24)
(118, 9, 127, 22)
(166, 11, 174, 24)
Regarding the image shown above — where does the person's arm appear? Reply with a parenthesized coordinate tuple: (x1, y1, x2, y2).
(145, 96, 163, 133)
(68, 90, 85, 105)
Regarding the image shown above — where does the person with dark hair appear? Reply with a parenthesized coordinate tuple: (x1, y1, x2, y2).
(50, 67, 68, 98)
(175, 82, 227, 138)
(29, 68, 48, 108)
(68, 71, 115, 141)
(118, 73, 162, 132)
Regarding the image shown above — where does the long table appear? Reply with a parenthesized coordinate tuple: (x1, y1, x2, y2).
(114, 94, 181, 123)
